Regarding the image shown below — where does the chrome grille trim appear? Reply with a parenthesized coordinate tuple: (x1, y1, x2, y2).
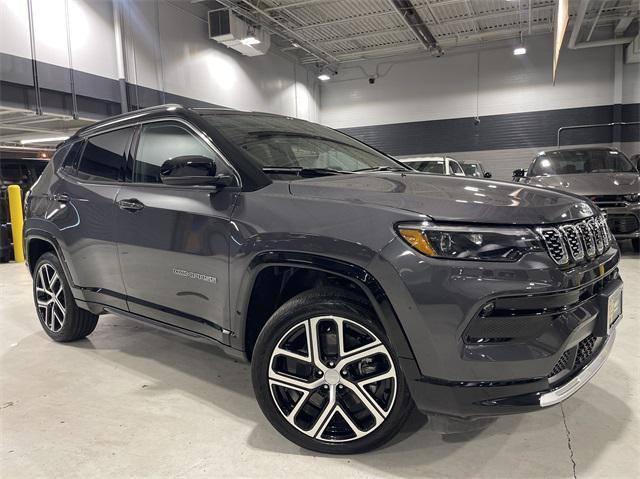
(560, 225, 584, 261)
(536, 228, 569, 265)
(577, 221, 596, 257)
(597, 216, 611, 248)
(588, 218, 604, 254)
(538, 216, 611, 265)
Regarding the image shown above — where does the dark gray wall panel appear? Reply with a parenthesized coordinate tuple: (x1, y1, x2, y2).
(340, 104, 640, 156)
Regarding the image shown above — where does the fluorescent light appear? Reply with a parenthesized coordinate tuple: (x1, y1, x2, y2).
(240, 36, 261, 46)
(291, 42, 300, 48)
(513, 46, 527, 55)
(317, 74, 331, 81)
(20, 136, 69, 145)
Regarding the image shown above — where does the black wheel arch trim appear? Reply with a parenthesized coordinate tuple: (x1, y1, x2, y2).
(232, 251, 418, 366)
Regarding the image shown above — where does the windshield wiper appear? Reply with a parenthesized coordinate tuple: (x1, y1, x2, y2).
(262, 166, 352, 177)
(353, 166, 407, 172)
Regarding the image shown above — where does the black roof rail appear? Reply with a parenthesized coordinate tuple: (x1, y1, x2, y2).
(74, 104, 186, 137)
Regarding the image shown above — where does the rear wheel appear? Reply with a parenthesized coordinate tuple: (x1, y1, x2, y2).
(33, 252, 98, 342)
(251, 288, 414, 454)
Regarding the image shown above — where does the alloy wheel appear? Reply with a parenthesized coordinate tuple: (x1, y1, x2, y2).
(35, 263, 66, 333)
(268, 315, 397, 442)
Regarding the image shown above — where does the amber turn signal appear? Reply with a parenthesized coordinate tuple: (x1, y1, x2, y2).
(397, 228, 437, 257)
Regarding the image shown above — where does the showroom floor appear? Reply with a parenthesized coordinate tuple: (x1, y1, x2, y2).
(0, 247, 638, 479)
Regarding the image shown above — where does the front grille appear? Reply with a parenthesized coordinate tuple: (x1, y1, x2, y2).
(548, 334, 602, 381)
(575, 334, 598, 368)
(538, 216, 611, 266)
(590, 195, 629, 208)
(548, 350, 571, 378)
(607, 214, 639, 234)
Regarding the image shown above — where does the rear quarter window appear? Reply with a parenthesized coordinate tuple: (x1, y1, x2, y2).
(76, 128, 133, 182)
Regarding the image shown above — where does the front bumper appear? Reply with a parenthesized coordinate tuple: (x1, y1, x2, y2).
(400, 327, 616, 417)
(374, 236, 622, 418)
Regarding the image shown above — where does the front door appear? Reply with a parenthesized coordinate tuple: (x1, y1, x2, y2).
(115, 121, 238, 341)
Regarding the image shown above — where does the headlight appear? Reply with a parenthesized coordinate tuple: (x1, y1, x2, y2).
(623, 194, 639, 203)
(397, 222, 543, 261)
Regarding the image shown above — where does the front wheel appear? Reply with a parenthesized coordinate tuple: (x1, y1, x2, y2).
(251, 288, 414, 454)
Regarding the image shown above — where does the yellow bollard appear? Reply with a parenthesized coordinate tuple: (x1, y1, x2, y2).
(7, 185, 25, 262)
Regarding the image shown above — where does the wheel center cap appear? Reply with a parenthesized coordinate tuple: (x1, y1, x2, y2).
(324, 369, 340, 385)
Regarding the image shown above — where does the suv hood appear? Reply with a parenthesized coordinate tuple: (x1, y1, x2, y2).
(288, 173, 595, 225)
(526, 172, 640, 196)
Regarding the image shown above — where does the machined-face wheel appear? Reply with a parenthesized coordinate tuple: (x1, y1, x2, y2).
(268, 315, 397, 443)
(35, 263, 66, 333)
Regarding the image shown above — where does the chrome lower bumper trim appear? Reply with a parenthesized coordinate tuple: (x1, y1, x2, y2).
(539, 329, 616, 407)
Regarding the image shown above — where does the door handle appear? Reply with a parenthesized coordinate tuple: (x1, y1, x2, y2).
(117, 198, 145, 212)
(52, 193, 70, 203)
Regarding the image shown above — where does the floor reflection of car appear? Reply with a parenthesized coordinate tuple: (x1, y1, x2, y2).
(1, 157, 49, 262)
(513, 148, 640, 252)
(400, 156, 466, 176)
(460, 161, 492, 178)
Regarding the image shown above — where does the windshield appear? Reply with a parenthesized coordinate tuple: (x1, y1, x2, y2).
(204, 113, 407, 176)
(530, 149, 636, 176)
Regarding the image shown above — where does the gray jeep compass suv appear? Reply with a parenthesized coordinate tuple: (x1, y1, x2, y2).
(24, 105, 622, 454)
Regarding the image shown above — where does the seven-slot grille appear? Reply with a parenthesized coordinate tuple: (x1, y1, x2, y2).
(537, 216, 611, 265)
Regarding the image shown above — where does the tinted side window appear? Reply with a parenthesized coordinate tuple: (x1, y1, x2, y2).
(77, 128, 133, 182)
(61, 141, 83, 175)
(133, 123, 215, 183)
(449, 161, 463, 175)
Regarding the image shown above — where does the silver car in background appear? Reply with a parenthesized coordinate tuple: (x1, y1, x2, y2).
(513, 148, 640, 252)
(460, 161, 492, 178)
(400, 155, 466, 176)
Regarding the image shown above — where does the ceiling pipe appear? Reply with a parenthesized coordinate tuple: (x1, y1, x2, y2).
(568, 0, 634, 50)
(388, 0, 443, 56)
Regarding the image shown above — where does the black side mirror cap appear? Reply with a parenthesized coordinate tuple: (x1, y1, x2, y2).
(160, 155, 231, 187)
(512, 168, 526, 178)
(484, 172, 492, 178)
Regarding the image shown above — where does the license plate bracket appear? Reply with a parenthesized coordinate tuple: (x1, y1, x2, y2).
(594, 279, 623, 337)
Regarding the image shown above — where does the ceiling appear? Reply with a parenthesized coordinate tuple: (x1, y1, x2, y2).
(204, 0, 639, 65)
(0, 107, 94, 156)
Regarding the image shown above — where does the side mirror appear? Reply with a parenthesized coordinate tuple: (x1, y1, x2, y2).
(484, 172, 492, 178)
(160, 155, 232, 187)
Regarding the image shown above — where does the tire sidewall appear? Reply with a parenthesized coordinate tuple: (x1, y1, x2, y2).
(251, 293, 413, 454)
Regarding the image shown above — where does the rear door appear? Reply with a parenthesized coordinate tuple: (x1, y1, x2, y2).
(51, 127, 134, 310)
(115, 120, 239, 340)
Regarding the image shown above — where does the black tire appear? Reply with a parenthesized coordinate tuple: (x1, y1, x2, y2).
(251, 288, 414, 454)
(32, 252, 98, 342)
(632, 238, 639, 253)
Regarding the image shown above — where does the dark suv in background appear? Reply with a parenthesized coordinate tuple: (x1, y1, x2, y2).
(24, 105, 622, 454)
(513, 148, 640, 252)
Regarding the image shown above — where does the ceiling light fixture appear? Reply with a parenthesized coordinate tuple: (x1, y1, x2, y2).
(317, 74, 331, 81)
(240, 36, 261, 46)
(20, 136, 69, 145)
(513, 46, 527, 55)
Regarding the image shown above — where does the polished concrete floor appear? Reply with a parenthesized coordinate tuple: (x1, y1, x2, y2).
(1, 246, 639, 478)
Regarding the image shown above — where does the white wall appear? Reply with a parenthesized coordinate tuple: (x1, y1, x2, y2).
(0, 0, 119, 80)
(120, 0, 318, 119)
(320, 35, 626, 129)
(0, 0, 318, 121)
